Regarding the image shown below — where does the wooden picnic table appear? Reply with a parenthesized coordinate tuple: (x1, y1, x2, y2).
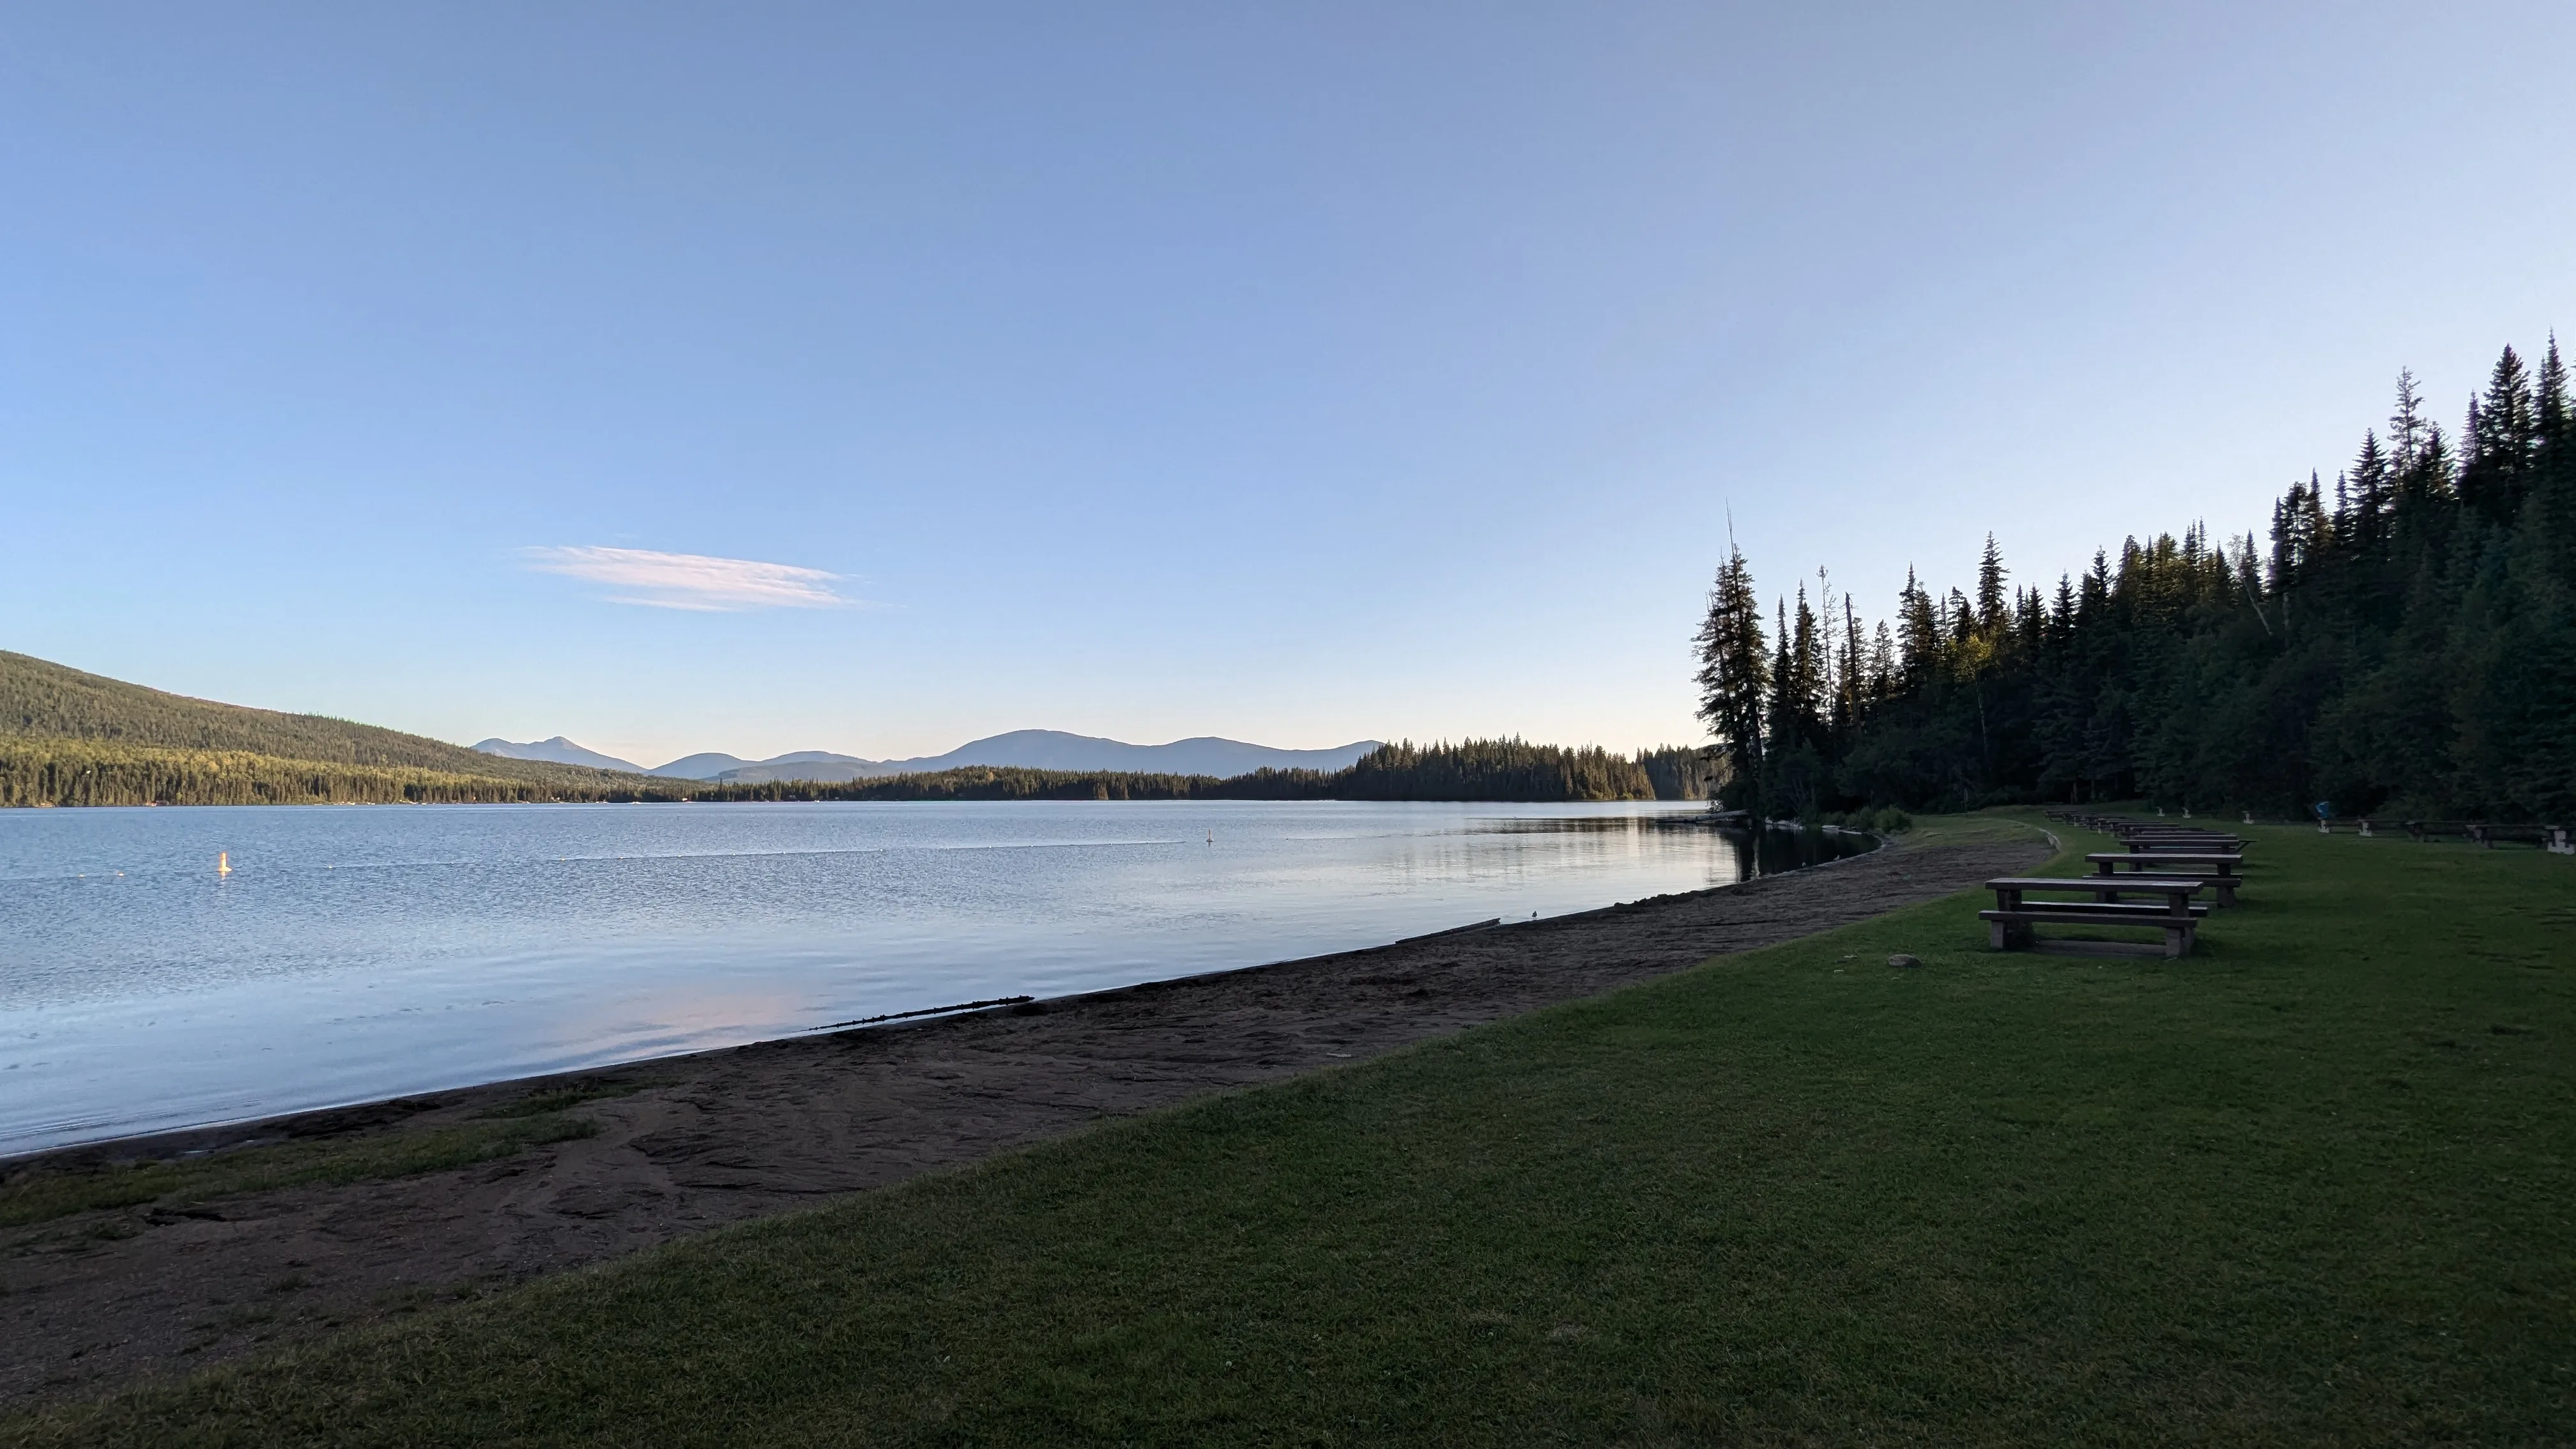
(2089, 851, 2242, 906)
(2124, 836, 2244, 854)
(2347, 819, 2568, 850)
(1981, 875, 2209, 958)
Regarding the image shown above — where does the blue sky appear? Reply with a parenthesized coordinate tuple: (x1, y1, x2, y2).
(5, 3, 2571, 767)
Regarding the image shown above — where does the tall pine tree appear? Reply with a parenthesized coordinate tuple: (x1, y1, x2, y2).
(1693, 544, 1770, 811)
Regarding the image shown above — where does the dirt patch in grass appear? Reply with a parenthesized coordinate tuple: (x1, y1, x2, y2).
(1, 1116, 598, 1230)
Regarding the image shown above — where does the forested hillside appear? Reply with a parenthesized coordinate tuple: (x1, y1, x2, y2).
(0, 652, 686, 800)
(0, 652, 639, 787)
(0, 651, 1708, 805)
(1694, 338, 2576, 821)
(0, 740, 597, 808)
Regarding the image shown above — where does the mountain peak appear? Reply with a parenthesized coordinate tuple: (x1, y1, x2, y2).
(471, 737, 648, 774)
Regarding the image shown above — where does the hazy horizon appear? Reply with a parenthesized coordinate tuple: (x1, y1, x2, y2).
(473, 726, 1394, 779)
(6, 3, 2571, 765)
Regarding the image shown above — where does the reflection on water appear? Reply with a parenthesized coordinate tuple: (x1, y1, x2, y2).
(0, 801, 1876, 1154)
(1482, 813, 1879, 868)
(1735, 825, 1877, 874)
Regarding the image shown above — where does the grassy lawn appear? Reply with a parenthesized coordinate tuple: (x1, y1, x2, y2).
(10, 815, 2570, 1446)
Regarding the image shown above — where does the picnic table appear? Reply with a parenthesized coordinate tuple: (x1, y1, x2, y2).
(2345, 819, 2569, 850)
(2123, 834, 2244, 854)
(2089, 851, 2242, 907)
(1981, 875, 2209, 958)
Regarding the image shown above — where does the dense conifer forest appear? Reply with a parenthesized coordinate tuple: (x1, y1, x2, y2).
(1337, 739, 1657, 801)
(0, 652, 662, 793)
(0, 740, 588, 808)
(1694, 339, 2576, 822)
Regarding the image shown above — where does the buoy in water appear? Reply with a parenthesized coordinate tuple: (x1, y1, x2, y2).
(217, 850, 231, 877)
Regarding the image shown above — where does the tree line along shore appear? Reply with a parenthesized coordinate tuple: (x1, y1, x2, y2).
(1695, 337, 2576, 824)
(0, 737, 1718, 808)
(0, 652, 1714, 807)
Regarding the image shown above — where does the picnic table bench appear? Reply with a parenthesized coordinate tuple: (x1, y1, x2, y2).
(2089, 851, 2242, 906)
(2345, 819, 2569, 850)
(2123, 834, 2244, 854)
(1981, 875, 2210, 958)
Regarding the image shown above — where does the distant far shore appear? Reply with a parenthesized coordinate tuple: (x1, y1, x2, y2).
(1, 743, 1713, 809)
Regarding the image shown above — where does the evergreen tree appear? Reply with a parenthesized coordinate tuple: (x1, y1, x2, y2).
(1692, 545, 1771, 811)
(1763, 586, 1832, 818)
(2390, 367, 2430, 470)
(1975, 533, 2008, 632)
(2462, 346, 2538, 521)
(2348, 430, 2392, 555)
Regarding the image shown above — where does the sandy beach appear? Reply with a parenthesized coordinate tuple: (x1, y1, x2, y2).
(0, 832, 2044, 1408)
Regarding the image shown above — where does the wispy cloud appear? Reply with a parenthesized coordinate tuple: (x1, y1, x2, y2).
(524, 546, 852, 611)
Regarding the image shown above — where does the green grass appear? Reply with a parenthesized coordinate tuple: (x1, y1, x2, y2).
(0, 1115, 599, 1230)
(1886, 811, 2036, 847)
(9, 816, 2571, 1445)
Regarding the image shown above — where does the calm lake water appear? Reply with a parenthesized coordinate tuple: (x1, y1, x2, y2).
(0, 800, 1866, 1155)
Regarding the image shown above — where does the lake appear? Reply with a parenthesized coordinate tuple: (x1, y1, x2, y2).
(0, 800, 1865, 1155)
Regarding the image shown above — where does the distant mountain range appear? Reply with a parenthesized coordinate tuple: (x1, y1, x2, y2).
(471, 730, 1386, 783)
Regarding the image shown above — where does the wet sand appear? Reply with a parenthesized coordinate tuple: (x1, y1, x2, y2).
(0, 833, 2044, 1408)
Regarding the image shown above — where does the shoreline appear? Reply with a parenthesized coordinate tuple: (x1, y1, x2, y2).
(0, 829, 2045, 1409)
(1, 801, 1836, 1163)
(4, 831, 1855, 1169)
